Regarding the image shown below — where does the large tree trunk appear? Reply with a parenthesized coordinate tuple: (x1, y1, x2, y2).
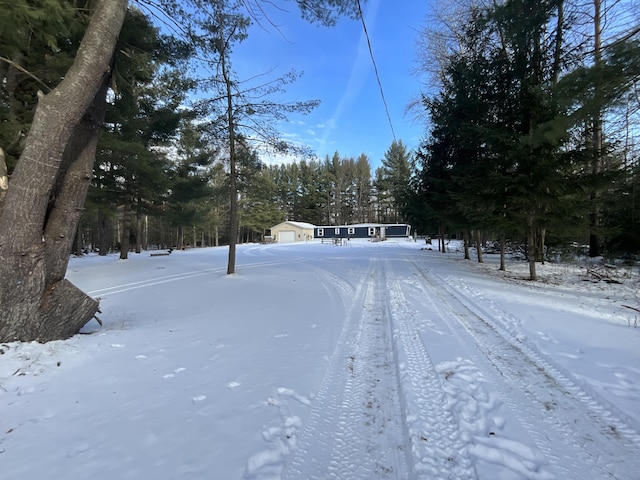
(0, 0, 128, 343)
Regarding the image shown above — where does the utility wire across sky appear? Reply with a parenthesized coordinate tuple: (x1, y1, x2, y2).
(356, 0, 397, 143)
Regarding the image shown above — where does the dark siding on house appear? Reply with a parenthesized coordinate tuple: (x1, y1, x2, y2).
(315, 224, 411, 239)
(385, 225, 411, 237)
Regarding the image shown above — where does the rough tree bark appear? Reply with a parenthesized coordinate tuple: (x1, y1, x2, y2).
(0, 0, 128, 343)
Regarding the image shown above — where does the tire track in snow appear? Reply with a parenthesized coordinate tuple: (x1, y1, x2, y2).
(452, 276, 640, 431)
(383, 259, 479, 479)
(389, 260, 559, 479)
(282, 257, 410, 480)
(86, 268, 225, 297)
(86, 258, 305, 297)
(407, 255, 640, 479)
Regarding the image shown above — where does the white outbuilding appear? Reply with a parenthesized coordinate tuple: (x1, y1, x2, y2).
(270, 221, 316, 243)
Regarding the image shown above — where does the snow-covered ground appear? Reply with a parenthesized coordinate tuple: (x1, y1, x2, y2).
(1, 240, 639, 479)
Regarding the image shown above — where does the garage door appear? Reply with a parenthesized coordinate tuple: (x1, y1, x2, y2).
(279, 230, 296, 243)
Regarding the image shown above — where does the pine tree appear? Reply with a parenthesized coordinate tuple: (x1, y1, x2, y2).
(376, 140, 412, 223)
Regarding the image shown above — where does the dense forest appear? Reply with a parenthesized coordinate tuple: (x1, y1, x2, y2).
(84, 139, 412, 252)
(406, 0, 640, 280)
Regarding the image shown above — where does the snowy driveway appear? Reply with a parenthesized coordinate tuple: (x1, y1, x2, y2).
(1, 241, 639, 479)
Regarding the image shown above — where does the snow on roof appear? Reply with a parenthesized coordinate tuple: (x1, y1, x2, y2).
(275, 221, 316, 229)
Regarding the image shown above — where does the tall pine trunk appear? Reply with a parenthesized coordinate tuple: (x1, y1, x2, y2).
(119, 197, 132, 260)
(590, 0, 603, 257)
(135, 204, 142, 254)
(499, 232, 506, 271)
(177, 225, 184, 249)
(221, 41, 239, 274)
(475, 230, 484, 264)
(0, 0, 127, 342)
(463, 230, 470, 260)
(527, 215, 538, 281)
(536, 227, 546, 264)
(98, 211, 112, 256)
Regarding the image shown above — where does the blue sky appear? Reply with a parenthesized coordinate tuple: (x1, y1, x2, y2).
(233, 0, 430, 170)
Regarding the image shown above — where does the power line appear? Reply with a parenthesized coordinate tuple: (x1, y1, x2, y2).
(356, 0, 396, 142)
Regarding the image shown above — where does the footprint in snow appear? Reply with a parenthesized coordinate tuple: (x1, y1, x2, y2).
(163, 367, 186, 379)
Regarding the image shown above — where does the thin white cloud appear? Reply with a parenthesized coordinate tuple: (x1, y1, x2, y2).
(319, 0, 382, 150)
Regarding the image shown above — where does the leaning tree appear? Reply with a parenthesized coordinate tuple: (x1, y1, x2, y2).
(0, 0, 128, 342)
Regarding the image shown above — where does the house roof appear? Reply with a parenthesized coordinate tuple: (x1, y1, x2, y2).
(316, 223, 410, 228)
(273, 221, 316, 230)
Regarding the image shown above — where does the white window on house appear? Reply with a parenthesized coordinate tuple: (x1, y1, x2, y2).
(348, 227, 355, 235)
(317, 228, 324, 237)
(334, 227, 340, 235)
(368, 227, 376, 236)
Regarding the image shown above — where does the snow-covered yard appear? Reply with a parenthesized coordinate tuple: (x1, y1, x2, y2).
(1, 240, 639, 479)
